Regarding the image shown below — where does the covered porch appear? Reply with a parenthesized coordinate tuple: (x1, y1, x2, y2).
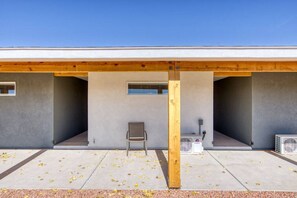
(1, 47, 297, 189)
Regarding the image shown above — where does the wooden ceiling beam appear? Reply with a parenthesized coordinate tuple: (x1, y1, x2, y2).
(54, 72, 88, 77)
(0, 61, 171, 72)
(214, 72, 252, 77)
(0, 61, 297, 72)
(177, 61, 297, 72)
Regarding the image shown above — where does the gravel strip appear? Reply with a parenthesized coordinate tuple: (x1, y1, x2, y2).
(0, 189, 297, 198)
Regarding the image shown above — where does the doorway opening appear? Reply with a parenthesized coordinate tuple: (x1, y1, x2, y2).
(53, 76, 88, 149)
(213, 76, 252, 150)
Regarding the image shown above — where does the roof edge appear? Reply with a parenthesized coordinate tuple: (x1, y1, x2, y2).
(1, 46, 297, 50)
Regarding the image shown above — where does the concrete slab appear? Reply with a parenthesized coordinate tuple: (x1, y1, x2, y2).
(55, 132, 88, 146)
(0, 150, 108, 189)
(282, 154, 297, 163)
(209, 150, 297, 192)
(54, 132, 89, 150)
(0, 150, 39, 173)
(213, 131, 251, 150)
(83, 150, 168, 190)
(181, 151, 246, 191)
(1, 149, 297, 191)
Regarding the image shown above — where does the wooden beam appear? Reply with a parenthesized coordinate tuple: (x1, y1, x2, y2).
(0, 61, 297, 72)
(0, 61, 171, 72)
(54, 72, 88, 77)
(214, 72, 252, 77)
(178, 61, 297, 72)
(168, 68, 181, 189)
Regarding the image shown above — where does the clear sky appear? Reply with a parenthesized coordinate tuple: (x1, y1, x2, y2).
(0, 0, 297, 47)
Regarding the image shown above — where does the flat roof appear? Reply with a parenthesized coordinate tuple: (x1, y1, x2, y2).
(0, 46, 297, 61)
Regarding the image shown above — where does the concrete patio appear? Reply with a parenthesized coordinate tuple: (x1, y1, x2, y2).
(0, 149, 297, 191)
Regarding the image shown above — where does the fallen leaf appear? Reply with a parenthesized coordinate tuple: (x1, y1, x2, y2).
(111, 178, 119, 182)
(38, 163, 46, 167)
(192, 191, 199, 195)
(69, 176, 77, 183)
(0, 152, 11, 160)
(143, 190, 154, 197)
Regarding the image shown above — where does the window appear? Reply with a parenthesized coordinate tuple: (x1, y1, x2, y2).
(0, 82, 16, 96)
(128, 82, 168, 95)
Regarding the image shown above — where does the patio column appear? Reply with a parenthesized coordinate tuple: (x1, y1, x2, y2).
(168, 68, 181, 189)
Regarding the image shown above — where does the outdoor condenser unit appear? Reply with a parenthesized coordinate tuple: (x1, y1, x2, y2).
(275, 134, 297, 154)
(181, 134, 203, 154)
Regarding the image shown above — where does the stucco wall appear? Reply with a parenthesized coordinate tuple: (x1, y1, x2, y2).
(88, 72, 214, 149)
(214, 77, 252, 145)
(88, 72, 168, 149)
(252, 73, 297, 149)
(181, 72, 213, 148)
(53, 77, 88, 144)
(0, 73, 54, 148)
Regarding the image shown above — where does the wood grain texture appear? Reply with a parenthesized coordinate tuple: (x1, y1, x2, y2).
(54, 72, 88, 77)
(0, 61, 297, 72)
(168, 69, 181, 189)
(214, 72, 252, 77)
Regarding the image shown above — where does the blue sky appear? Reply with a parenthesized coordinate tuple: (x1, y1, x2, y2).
(0, 0, 297, 47)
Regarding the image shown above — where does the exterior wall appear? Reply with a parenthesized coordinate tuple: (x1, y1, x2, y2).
(88, 72, 214, 149)
(88, 72, 168, 149)
(53, 77, 88, 144)
(214, 77, 252, 145)
(181, 72, 213, 148)
(252, 73, 297, 149)
(0, 73, 54, 148)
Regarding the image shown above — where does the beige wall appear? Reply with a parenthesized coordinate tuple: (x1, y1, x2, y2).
(88, 72, 213, 149)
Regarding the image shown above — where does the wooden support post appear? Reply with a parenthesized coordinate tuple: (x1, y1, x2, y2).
(168, 67, 181, 189)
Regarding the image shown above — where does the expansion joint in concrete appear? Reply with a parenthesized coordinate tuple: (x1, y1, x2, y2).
(207, 151, 250, 191)
(80, 150, 109, 189)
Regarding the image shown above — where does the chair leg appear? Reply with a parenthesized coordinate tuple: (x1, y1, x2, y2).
(126, 141, 129, 156)
(144, 141, 147, 155)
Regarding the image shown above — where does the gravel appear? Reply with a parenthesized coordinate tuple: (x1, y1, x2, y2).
(0, 189, 297, 198)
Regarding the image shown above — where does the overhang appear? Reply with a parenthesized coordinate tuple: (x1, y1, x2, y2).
(0, 47, 297, 61)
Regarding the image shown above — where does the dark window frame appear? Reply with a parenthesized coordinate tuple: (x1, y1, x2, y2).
(127, 82, 168, 95)
(0, 82, 16, 96)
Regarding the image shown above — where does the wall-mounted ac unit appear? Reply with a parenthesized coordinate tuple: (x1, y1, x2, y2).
(275, 134, 297, 154)
(181, 134, 203, 154)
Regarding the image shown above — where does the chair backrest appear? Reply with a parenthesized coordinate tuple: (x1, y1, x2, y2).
(128, 122, 145, 138)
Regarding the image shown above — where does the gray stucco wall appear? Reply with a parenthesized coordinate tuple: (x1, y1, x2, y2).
(252, 73, 297, 149)
(0, 73, 54, 148)
(53, 77, 88, 144)
(214, 77, 252, 146)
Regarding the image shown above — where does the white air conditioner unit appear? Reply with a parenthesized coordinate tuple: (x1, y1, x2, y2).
(181, 133, 203, 154)
(275, 134, 297, 154)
